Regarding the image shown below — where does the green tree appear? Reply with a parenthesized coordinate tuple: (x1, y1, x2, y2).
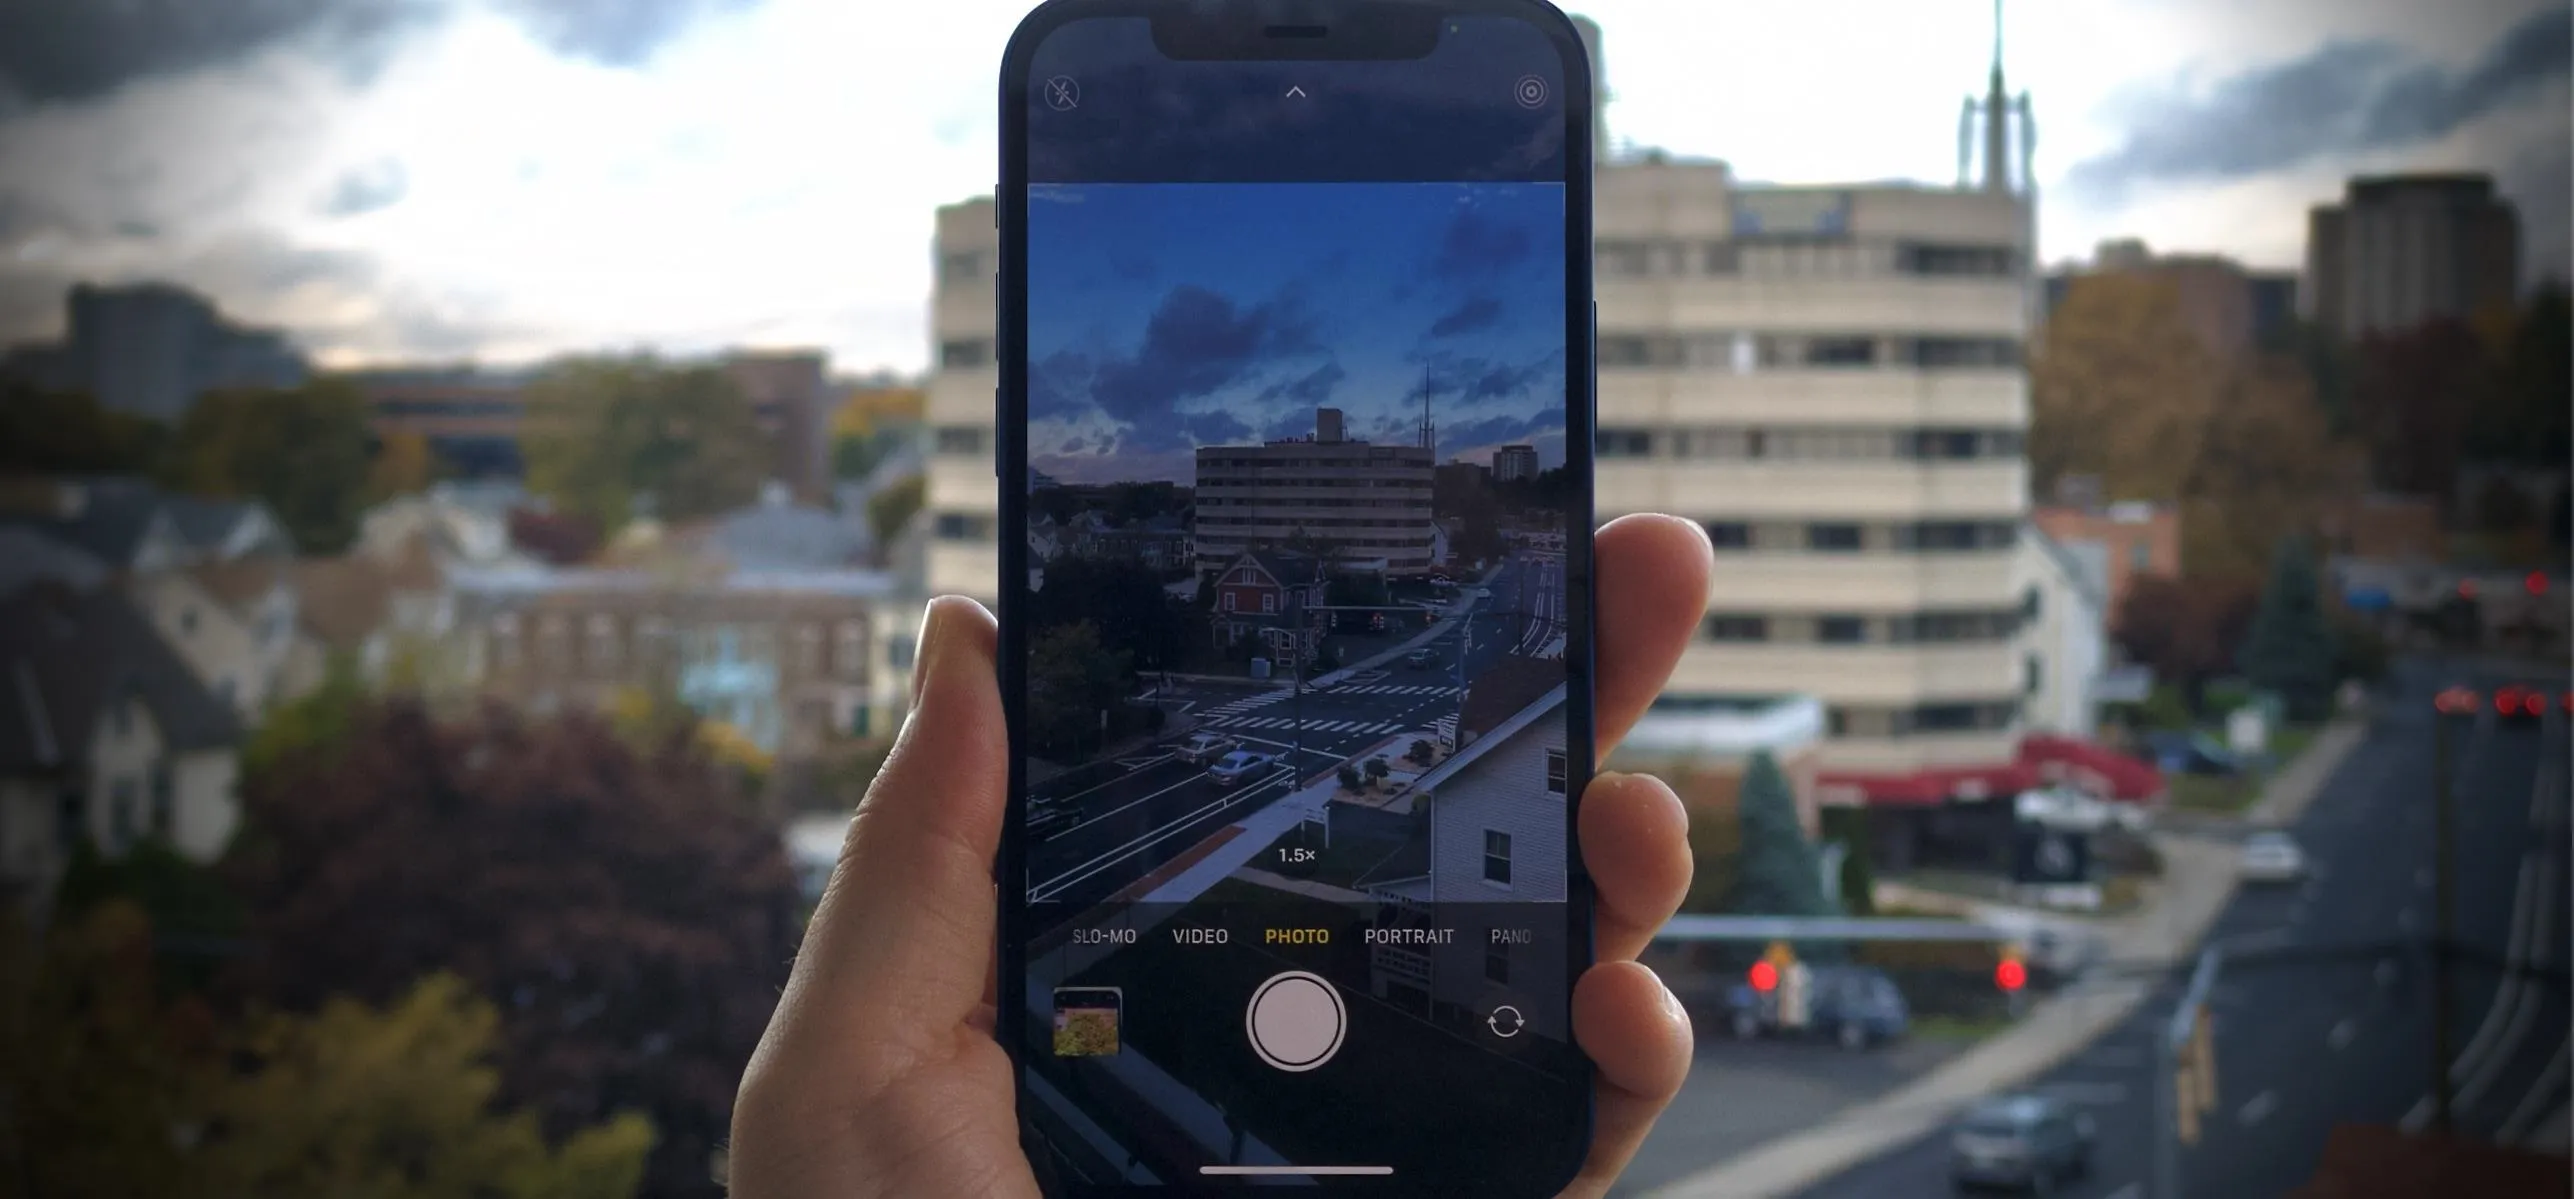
(520, 356, 771, 529)
(864, 472, 926, 558)
(242, 654, 369, 786)
(1816, 807, 1875, 916)
(1025, 621, 1129, 755)
(2238, 536, 2339, 722)
(163, 380, 374, 553)
(367, 428, 441, 501)
(193, 975, 655, 1199)
(1725, 752, 1832, 919)
(0, 382, 167, 472)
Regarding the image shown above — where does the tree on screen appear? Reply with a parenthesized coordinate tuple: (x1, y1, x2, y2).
(222, 699, 800, 1197)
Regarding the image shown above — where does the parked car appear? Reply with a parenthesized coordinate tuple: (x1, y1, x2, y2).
(1719, 964, 1909, 1050)
(1174, 732, 1239, 765)
(2139, 730, 2241, 776)
(1206, 750, 1278, 788)
(1404, 648, 1436, 669)
(1948, 1094, 2094, 1193)
(2238, 830, 2308, 883)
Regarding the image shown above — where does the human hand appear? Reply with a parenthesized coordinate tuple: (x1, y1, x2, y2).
(731, 513, 1716, 1198)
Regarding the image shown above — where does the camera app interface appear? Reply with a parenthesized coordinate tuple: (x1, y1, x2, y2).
(1015, 16, 1587, 1191)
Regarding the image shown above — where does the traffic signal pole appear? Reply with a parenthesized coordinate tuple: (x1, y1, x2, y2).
(2430, 704, 2458, 1137)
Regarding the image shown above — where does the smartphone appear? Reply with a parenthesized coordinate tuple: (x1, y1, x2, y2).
(996, 1, 1596, 1192)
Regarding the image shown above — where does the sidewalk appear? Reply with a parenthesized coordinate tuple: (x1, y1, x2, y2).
(1646, 721, 2368, 1198)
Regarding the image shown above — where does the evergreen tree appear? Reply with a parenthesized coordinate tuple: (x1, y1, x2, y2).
(1724, 752, 1832, 918)
(2238, 535, 2340, 721)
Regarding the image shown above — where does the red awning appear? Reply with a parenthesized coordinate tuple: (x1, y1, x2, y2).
(1815, 762, 2040, 808)
(2017, 733, 2166, 802)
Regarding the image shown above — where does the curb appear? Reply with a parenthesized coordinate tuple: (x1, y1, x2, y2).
(1644, 723, 2370, 1198)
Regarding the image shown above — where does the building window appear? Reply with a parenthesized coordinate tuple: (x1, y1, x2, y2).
(1486, 945, 1512, 984)
(889, 635, 917, 669)
(1703, 521, 1751, 549)
(2025, 653, 2044, 697)
(1260, 592, 1276, 615)
(1826, 707, 1851, 737)
(1483, 830, 1513, 885)
(1818, 615, 1868, 644)
(933, 512, 993, 542)
(2022, 586, 2043, 623)
(1704, 614, 1768, 642)
(491, 614, 521, 668)
(2128, 540, 2151, 571)
(937, 250, 986, 282)
(1597, 335, 1658, 368)
(934, 424, 989, 455)
(1806, 337, 1877, 367)
(537, 616, 570, 665)
(586, 614, 620, 669)
(1545, 748, 1568, 794)
(938, 338, 992, 369)
(1910, 337, 2021, 368)
(1596, 240, 1655, 277)
(1807, 523, 1864, 552)
(149, 765, 174, 838)
(1597, 427, 1654, 458)
(836, 621, 867, 680)
(1221, 592, 1237, 613)
(1896, 242, 2017, 276)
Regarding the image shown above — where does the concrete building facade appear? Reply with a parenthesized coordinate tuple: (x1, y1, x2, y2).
(1192, 410, 1435, 575)
(1592, 159, 2036, 770)
(927, 198, 1003, 606)
(2304, 173, 2520, 339)
(0, 284, 308, 421)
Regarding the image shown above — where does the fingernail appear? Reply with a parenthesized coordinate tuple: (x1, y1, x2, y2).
(910, 599, 949, 698)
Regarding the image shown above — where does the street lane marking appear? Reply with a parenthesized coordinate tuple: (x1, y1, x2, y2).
(2329, 1018, 2358, 1051)
(2238, 1091, 2279, 1126)
(1031, 773, 1297, 903)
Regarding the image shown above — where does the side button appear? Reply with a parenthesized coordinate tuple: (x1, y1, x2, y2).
(994, 385, 1003, 478)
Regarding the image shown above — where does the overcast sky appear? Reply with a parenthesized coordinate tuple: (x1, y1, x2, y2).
(0, 0, 2563, 374)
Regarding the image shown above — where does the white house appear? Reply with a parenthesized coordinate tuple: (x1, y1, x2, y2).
(0, 584, 243, 909)
(2014, 525, 2110, 739)
(1363, 655, 1572, 1039)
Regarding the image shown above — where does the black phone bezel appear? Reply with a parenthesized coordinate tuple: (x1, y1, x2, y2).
(994, 2, 1600, 1193)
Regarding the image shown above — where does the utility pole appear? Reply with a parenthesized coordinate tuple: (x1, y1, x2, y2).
(2430, 703, 2459, 1136)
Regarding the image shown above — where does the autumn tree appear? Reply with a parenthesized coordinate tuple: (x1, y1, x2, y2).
(2180, 359, 2357, 582)
(0, 900, 654, 1199)
(162, 379, 376, 553)
(2349, 318, 2490, 501)
(2030, 274, 2224, 505)
(863, 471, 926, 559)
(521, 356, 772, 529)
(368, 428, 441, 501)
(222, 699, 802, 1197)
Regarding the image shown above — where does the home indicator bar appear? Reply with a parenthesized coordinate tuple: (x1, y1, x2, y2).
(1199, 1166, 1395, 1176)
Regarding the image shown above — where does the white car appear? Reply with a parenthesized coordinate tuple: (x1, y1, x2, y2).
(1206, 750, 1278, 788)
(1174, 732, 1238, 765)
(2239, 831, 2307, 883)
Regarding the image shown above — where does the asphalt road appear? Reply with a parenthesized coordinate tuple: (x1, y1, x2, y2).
(1793, 657, 2571, 1198)
(1023, 552, 1567, 916)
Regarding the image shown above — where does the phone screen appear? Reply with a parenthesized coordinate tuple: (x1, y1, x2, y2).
(1001, 6, 1593, 1192)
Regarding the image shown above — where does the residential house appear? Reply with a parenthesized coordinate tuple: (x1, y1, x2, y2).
(2013, 525, 2110, 740)
(0, 584, 242, 908)
(703, 481, 870, 571)
(0, 475, 289, 575)
(353, 481, 545, 572)
(1361, 654, 1572, 1038)
(0, 527, 108, 598)
(1208, 550, 1329, 659)
(447, 563, 904, 755)
(279, 546, 452, 696)
(126, 557, 299, 721)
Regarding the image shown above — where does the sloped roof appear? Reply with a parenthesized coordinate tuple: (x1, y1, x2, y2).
(0, 527, 108, 597)
(291, 556, 407, 649)
(0, 583, 240, 773)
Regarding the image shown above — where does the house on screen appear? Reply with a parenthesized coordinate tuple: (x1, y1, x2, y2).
(1208, 550, 1328, 660)
(1360, 654, 1571, 1039)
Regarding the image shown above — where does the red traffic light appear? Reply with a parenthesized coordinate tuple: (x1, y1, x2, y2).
(1995, 958, 2028, 992)
(2435, 686, 2481, 715)
(2528, 571, 2550, 597)
(1748, 961, 1779, 993)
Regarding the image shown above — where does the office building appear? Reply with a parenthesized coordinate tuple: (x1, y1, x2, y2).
(1594, 22, 2040, 770)
(0, 283, 308, 420)
(1492, 444, 1540, 483)
(2304, 174, 2520, 339)
(926, 198, 1004, 605)
(1193, 409, 1436, 576)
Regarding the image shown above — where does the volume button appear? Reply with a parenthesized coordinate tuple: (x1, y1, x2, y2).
(993, 385, 1003, 478)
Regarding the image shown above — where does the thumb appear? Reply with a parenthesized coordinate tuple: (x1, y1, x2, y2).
(783, 595, 1005, 1070)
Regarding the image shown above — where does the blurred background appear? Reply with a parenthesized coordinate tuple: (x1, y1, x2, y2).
(0, 1, 2565, 1196)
